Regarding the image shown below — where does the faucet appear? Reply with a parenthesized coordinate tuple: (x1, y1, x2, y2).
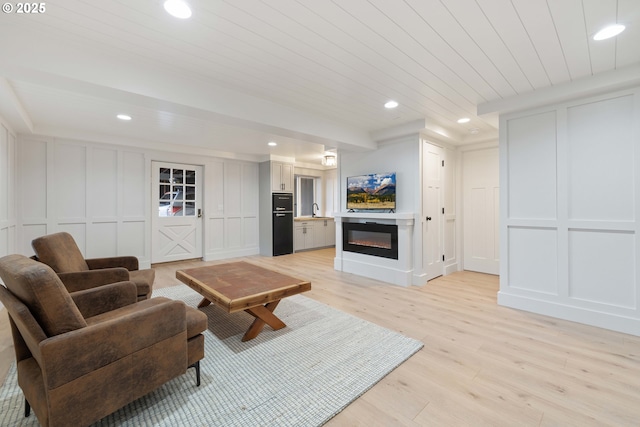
(312, 203, 319, 217)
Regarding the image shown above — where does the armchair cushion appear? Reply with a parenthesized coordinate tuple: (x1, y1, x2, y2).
(31, 232, 89, 273)
(0, 254, 86, 337)
(58, 268, 130, 293)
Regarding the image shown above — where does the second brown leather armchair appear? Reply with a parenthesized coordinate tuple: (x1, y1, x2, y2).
(32, 231, 154, 300)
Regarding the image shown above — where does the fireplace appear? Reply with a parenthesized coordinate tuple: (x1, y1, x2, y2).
(343, 222, 398, 260)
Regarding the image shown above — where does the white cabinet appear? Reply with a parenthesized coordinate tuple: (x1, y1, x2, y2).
(294, 221, 314, 251)
(294, 218, 336, 251)
(313, 221, 326, 247)
(271, 162, 294, 192)
(325, 219, 336, 245)
(313, 219, 335, 247)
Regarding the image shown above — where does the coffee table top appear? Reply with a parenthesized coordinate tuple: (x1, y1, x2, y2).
(176, 261, 311, 313)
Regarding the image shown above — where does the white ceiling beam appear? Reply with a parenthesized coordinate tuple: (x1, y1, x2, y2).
(0, 26, 376, 152)
(0, 77, 34, 133)
(478, 63, 640, 115)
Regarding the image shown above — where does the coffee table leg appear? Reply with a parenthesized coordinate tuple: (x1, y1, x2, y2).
(197, 297, 212, 308)
(242, 300, 286, 341)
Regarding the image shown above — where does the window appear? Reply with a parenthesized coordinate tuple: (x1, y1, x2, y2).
(158, 167, 197, 217)
(295, 176, 318, 217)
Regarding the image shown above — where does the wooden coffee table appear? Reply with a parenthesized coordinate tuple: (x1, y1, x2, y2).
(176, 261, 311, 341)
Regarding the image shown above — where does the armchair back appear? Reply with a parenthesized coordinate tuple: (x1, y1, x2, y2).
(0, 254, 87, 337)
(31, 232, 89, 273)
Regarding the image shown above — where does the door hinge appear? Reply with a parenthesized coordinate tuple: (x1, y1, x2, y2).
(442, 254, 445, 262)
(442, 207, 445, 214)
(441, 160, 444, 167)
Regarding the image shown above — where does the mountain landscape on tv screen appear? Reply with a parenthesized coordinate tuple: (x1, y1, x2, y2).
(347, 173, 396, 210)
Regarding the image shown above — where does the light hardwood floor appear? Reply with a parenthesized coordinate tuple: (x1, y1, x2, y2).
(2, 248, 640, 426)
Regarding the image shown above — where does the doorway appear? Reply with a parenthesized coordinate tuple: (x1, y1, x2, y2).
(151, 162, 203, 263)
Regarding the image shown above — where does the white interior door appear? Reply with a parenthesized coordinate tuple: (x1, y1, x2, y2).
(423, 142, 444, 281)
(151, 162, 203, 264)
(462, 148, 499, 274)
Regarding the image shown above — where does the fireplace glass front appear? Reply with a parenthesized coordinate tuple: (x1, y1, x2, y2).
(343, 222, 398, 259)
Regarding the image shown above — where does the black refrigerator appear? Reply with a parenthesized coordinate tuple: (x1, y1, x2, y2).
(272, 193, 293, 256)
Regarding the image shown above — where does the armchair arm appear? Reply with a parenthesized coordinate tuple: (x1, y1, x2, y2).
(71, 281, 137, 318)
(86, 256, 139, 271)
(40, 299, 187, 389)
(57, 268, 130, 292)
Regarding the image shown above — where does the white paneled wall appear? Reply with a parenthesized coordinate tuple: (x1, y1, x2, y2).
(206, 160, 259, 260)
(17, 137, 260, 267)
(19, 138, 151, 266)
(0, 118, 17, 260)
(499, 87, 640, 336)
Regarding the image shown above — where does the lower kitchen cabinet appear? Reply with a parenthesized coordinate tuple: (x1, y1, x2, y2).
(294, 218, 335, 251)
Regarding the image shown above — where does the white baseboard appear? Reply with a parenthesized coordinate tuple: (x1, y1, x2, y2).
(204, 247, 260, 261)
(498, 291, 640, 337)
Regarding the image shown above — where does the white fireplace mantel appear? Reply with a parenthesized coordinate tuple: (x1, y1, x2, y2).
(333, 212, 416, 286)
(334, 211, 415, 221)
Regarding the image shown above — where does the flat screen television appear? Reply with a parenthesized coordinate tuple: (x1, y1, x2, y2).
(347, 172, 396, 211)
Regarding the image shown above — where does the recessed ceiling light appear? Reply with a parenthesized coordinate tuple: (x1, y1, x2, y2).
(470, 128, 480, 135)
(457, 117, 470, 124)
(117, 114, 132, 121)
(593, 24, 625, 41)
(268, 141, 277, 146)
(164, 0, 192, 19)
(384, 100, 399, 109)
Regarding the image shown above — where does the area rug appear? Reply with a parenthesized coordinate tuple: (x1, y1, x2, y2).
(0, 285, 423, 426)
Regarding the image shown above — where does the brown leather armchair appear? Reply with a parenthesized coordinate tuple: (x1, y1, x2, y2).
(0, 254, 207, 427)
(32, 231, 155, 301)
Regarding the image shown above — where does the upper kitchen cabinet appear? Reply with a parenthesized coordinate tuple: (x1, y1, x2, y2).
(270, 162, 294, 192)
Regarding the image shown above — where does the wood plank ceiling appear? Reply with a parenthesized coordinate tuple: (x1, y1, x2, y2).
(0, 0, 638, 159)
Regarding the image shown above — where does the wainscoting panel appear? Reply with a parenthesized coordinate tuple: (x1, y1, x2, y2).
(242, 163, 258, 216)
(90, 148, 118, 219)
(224, 163, 242, 216)
(122, 151, 146, 218)
(507, 111, 557, 220)
(0, 228, 6, 256)
(21, 224, 47, 254)
(226, 217, 242, 248)
(0, 125, 7, 222)
(243, 217, 258, 247)
(208, 218, 225, 251)
(507, 226, 558, 295)
(567, 95, 634, 221)
(19, 139, 47, 221)
(87, 222, 118, 258)
(54, 143, 86, 220)
(568, 229, 636, 309)
(58, 223, 87, 252)
(120, 221, 146, 259)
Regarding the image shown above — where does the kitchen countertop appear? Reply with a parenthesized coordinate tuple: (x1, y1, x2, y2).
(294, 217, 334, 222)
